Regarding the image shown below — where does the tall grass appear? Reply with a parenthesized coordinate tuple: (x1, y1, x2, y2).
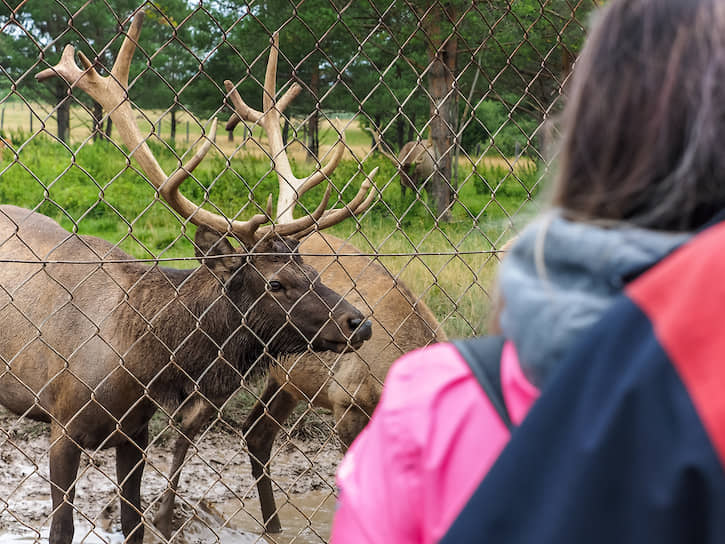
(0, 134, 544, 338)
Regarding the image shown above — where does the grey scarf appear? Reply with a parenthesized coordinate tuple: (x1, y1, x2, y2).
(499, 212, 691, 388)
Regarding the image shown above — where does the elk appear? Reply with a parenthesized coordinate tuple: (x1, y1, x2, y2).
(1, 12, 374, 544)
(368, 126, 436, 197)
(151, 35, 446, 536)
(243, 233, 445, 533)
(397, 140, 436, 197)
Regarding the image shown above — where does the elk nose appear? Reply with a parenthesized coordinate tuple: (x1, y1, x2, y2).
(349, 318, 373, 341)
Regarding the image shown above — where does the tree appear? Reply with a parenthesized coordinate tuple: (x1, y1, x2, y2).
(0, 24, 37, 100)
(131, 1, 200, 144)
(330, 0, 467, 220)
(414, 1, 460, 220)
(1, 1, 141, 143)
(457, 1, 598, 157)
(333, 0, 598, 220)
(340, 5, 429, 151)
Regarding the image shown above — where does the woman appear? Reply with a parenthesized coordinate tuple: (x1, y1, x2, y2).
(331, 0, 725, 542)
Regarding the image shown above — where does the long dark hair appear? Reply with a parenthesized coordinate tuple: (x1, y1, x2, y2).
(553, 0, 725, 231)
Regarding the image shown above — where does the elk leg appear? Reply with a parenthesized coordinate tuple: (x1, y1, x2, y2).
(116, 425, 148, 544)
(333, 403, 370, 452)
(48, 425, 81, 544)
(242, 378, 297, 534)
(154, 398, 216, 539)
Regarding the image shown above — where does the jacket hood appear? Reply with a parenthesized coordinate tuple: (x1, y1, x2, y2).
(499, 212, 690, 388)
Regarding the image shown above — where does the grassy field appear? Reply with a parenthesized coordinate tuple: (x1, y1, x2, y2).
(0, 99, 372, 158)
(0, 103, 545, 338)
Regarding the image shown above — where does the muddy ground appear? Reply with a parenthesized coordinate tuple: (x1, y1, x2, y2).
(0, 394, 343, 544)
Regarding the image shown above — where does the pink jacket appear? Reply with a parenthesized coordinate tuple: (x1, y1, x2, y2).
(331, 341, 539, 544)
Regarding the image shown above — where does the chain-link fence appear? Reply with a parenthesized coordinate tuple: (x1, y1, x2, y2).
(0, 1, 599, 542)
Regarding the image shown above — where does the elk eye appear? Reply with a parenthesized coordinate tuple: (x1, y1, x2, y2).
(268, 280, 283, 292)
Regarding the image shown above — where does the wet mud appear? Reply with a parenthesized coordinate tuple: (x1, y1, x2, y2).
(0, 407, 341, 544)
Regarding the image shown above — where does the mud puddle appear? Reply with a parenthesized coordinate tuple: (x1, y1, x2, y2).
(0, 490, 335, 544)
(0, 406, 341, 544)
(209, 489, 336, 543)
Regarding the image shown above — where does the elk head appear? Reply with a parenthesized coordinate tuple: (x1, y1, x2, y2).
(36, 10, 375, 356)
(195, 226, 370, 354)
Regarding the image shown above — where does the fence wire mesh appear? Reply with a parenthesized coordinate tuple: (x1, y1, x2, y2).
(0, 1, 599, 542)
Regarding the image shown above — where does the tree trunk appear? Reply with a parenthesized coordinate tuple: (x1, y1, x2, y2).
(397, 117, 405, 151)
(105, 118, 113, 139)
(408, 112, 417, 142)
(306, 64, 320, 161)
(420, 2, 458, 221)
(170, 108, 177, 144)
(92, 102, 103, 142)
(55, 81, 70, 144)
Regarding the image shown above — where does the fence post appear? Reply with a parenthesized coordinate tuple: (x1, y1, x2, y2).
(186, 121, 189, 144)
(1, 108, 4, 132)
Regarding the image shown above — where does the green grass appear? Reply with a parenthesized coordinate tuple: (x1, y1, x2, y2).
(0, 134, 544, 337)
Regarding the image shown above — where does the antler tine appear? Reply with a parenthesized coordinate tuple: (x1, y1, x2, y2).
(111, 9, 144, 88)
(235, 194, 274, 242)
(263, 33, 280, 114)
(223, 80, 301, 131)
(256, 184, 332, 239)
(294, 168, 379, 239)
(224, 80, 263, 126)
(295, 138, 346, 196)
(36, 11, 278, 247)
(225, 33, 376, 232)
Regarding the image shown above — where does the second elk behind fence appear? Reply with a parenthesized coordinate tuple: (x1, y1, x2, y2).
(0, 11, 375, 544)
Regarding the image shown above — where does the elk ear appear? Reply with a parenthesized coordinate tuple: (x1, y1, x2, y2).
(194, 226, 244, 279)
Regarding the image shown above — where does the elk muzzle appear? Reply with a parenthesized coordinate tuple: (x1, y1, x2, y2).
(314, 306, 373, 354)
(341, 314, 373, 351)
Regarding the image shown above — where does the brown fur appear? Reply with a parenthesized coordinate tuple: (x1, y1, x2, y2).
(398, 140, 436, 196)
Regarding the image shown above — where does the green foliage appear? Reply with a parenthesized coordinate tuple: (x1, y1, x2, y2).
(0, 137, 539, 335)
(461, 99, 539, 157)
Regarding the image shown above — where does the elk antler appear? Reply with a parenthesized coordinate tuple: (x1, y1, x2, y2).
(36, 12, 332, 247)
(224, 33, 377, 235)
